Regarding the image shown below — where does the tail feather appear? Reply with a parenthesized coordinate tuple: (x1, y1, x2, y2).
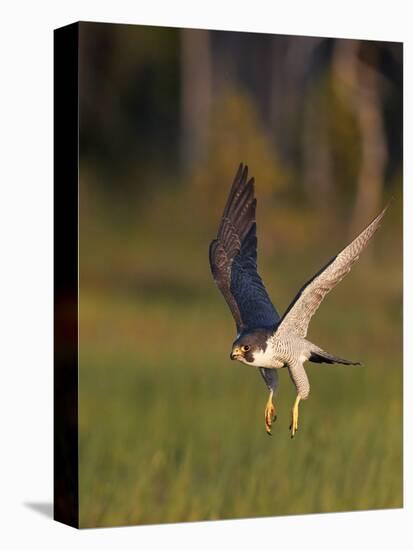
(309, 348, 361, 366)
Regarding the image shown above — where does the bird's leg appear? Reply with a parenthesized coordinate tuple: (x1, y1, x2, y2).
(289, 395, 301, 438)
(259, 368, 279, 436)
(264, 390, 277, 435)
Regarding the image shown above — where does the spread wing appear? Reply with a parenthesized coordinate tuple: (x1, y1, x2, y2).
(277, 207, 387, 338)
(209, 164, 280, 333)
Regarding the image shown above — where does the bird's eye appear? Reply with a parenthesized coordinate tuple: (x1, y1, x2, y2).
(241, 345, 250, 352)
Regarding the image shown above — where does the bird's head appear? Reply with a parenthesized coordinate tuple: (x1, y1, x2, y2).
(230, 329, 272, 366)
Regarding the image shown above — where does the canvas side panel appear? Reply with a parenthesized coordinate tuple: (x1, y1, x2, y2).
(54, 22, 79, 529)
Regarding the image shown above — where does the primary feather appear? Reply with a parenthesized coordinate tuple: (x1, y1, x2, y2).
(209, 163, 280, 332)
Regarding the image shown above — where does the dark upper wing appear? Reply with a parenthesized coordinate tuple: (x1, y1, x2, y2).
(209, 164, 280, 333)
(277, 207, 387, 339)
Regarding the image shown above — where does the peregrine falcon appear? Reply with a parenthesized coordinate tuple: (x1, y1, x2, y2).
(209, 164, 386, 437)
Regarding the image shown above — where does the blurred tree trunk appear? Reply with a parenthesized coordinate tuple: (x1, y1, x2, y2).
(180, 29, 212, 170)
(301, 88, 334, 208)
(269, 39, 288, 156)
(351, 55, 387, 235)
(269, 38, 323, 176)
(332, 40, 387, 236)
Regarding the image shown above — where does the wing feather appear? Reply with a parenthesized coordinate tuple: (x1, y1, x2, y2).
(277, 207, 387, 338)
(209, 164, 279, 332)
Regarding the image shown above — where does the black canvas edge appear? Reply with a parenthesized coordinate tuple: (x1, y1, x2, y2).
(53, 22, 79, 529)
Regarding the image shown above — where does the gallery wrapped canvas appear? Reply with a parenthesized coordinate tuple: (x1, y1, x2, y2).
(54, 21, 403, 529)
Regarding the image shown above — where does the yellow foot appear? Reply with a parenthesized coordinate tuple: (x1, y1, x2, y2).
(265, 391, 277, 435)
(289, 395, 301, 439)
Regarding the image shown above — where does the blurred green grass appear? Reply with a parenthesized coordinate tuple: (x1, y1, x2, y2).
(78, 187, 402, 528)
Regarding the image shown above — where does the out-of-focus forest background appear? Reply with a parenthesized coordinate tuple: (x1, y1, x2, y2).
(78, 22, 402, 528)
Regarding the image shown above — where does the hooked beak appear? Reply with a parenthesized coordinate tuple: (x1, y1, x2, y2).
(230, 347, 242, 360)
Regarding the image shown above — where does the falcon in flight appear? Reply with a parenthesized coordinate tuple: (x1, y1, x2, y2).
(209, 164, 386, 437)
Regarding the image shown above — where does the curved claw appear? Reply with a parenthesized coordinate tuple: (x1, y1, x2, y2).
(265, 400, 277, 435)
(289, 396, 301, 438)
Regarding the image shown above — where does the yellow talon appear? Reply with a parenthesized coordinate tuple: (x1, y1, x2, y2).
(290, 395, 301, 438)
(264, 390, 277, 435)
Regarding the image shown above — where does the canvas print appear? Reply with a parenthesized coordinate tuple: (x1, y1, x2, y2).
(54, 21, 403, 528)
